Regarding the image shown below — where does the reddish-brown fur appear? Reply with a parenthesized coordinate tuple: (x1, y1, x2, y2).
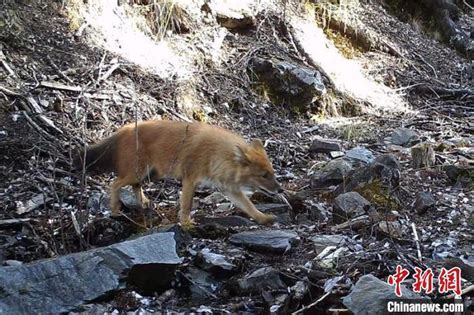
(78, 120, 283, 225)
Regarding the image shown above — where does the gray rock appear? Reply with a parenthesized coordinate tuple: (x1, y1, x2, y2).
(310, 138, 341, 154)
(335, 154, 401, 195)
(238, 267, 286, 293)
(185, 267, 220, 304)
(119, 188, 143, 210)
(311, 159, 353, 188)
(196, 248, 237, 275)
(345, 147, 375, 164)
(86, 192, 110, 214)
(229, 230, 300, 254)
(330, 151, 345, 159)
(391, 128, 419, 147)
(343, 274, 426, 315)
(248, 57, 326, 109)
(443, 164, 473, 188)
(152, 224, 192, 251)
(333, 192, 370, 223)
(256, 203, 290, 214)
(203, 1, 255, 29)
(3, 260, 22, 267)
(311, 234, 346, 254)
(256, 203, 292, 225)
(309, 202, 330, 221)
(0, 233, 182, 315)
(202, 192, 227, 205)
(414, 192, 436, 214)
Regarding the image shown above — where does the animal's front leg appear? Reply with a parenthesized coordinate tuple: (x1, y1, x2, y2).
(225, 189, 276, 225)
(179, 178, 196, 225)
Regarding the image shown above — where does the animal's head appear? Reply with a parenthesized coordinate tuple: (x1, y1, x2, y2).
(235, 139, 283, 195)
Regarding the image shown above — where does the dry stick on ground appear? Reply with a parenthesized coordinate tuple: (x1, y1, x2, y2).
(410, 222, 423, 263)
(291, 291, 331, 315)
(46, 56, 74, 84)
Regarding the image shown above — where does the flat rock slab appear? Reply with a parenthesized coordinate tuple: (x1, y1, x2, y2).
(229, 230, 300, 254)
(309, 138, 341, 154)
(0, 232, 182, 315)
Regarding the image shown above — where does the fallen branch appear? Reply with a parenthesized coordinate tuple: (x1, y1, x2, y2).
(40, 81, 82, 92)
(0, 218, 34, 228)
(291, 291, 331, 315)
(331, 215, 370, 231)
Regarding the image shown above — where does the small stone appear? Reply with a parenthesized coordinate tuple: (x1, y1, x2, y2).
(310, 234, 346, 254)
(391, 128, 419, 147)
(311, 159, 353, 188)
(202, 192, 227, 205)
(229, 230, 300, 254)
(378, 221, 405, 239)
(119, 188, 143, 210)
(333, 192, 370, 223)
(185, 267, 220, 303)
(345, 146, 375, 164)
(414, 192, 436, 214)
(196, 248, 237, 275)
(309, 138, 341, 154)
(237, 267, 286, 293)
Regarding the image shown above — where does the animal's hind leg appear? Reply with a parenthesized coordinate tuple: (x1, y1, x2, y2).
(132, 184, 150, 208)
(110, 177, 130, 216)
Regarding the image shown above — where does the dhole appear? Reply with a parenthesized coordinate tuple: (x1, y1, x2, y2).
(76, 120, 283, 225)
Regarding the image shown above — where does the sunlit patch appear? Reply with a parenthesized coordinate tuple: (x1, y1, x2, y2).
(75, 0, 190, 79)
(290, 16, 412, 115)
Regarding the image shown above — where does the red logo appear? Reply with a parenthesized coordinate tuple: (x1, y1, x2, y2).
(388, 266, 462, 297)
(438, 267, 462, 296)
(412, 267, 434, 294)
(387, 265, 410, 297)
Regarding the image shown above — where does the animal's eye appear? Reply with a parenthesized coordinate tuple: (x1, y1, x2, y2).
(262, 172, 271, 179)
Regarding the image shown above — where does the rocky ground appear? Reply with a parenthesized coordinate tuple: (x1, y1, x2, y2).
(0, 0, 472, 314)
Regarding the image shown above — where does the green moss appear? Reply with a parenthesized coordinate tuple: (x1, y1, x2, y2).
(354, 180, 400, 209)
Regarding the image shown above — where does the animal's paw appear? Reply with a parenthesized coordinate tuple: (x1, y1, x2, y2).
(257, 214, 277, 225)
(179, 217, 196, 230)
(140, 197, 152, 209)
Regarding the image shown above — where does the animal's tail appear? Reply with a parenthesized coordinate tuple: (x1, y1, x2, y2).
(73, 134, 118, 174)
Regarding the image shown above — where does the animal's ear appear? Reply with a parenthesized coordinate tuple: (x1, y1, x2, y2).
(251, 139, 264, 149)
(234, 145, 250, 165)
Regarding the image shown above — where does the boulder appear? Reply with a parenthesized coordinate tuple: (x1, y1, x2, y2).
(229, 230, 300, 254)
(248, 57, 326, 109)
(0, 233, 182, 315)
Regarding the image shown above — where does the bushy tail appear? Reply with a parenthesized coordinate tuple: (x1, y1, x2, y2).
(73, 134, 118, 174)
